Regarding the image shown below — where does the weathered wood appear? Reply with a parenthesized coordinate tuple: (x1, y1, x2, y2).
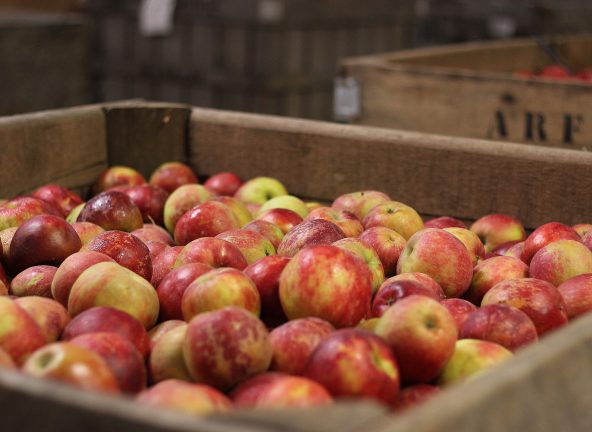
(189, 107, 592, 229)
(342, 35, 592, 150)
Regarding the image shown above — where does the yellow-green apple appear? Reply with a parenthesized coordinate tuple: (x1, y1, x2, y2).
(305, 201, 324, 212)
(14, 296, 70, 342)
(148, 320, 185, 350)
(529, 239, 592, 286)
(470, 214, 526, 253)
(181, 267, 261, 320)
(8, 214, 81, 275)
(204, 172, 242, 197)
(22, 342, 120, 394)
(149, 162, 198, 194)
(372, 277, 443, 318)
(174, 237, 247, 270)
(437, 339, 512, 385)
(211, 196, 252, 227)
(93, 165, 146, 195)
(256, 208, 303, 234)
(0, 296, 46, 364)
(0, 227, 17, 262)
(482, 278, 568, 335)
(10, 265, 57, 297)
(375, 295, 457, 384)
(148, 324, 193, 384)
(424, 216, 466, 229)
(269, 317, 334, 375)
(77, 191, 143, 232)
(391, 384, 440, 412)
(279, 245, 372, 328)
(123, 185, 169, 226)
(174, 201, 240, 245)
(459, 304, 538, 352)
(396, 228, 473, 298)
(51, 251, 115, 306)
(304, 329, 400, 404)
(67, 262, 159, 329)
(157, 263, 212, 321)
(62, 306, 150, 358)
(151, 246, 183, 288)
(444, 227, 485, 266)
(277, 219, 345, 257)
(70, 332, 146, 394)
(358, 227, 406, 277)
(243, 220, 284, 249)
(573, 223, 592, 238)
(332, 191, 391, 220)
(0, 347, 15, 368)
(522, 222, 582, 264)
(0, 196, 53, 231)
(464, 256, 529, 305)
(132, 224, 174, 246)
(234, 177, 288, 205)
(183, 306, 272, 389)
(231, 372, 333, 409)
(557, 274, 592, 319)
(136, 379, 232, 416)
(244, 255, 291, 327)
(357, 318, 380, 332)
(66, 203, 84, 224)
(440, 298, 478, 331)
(333, 237, 384, 294)
(216, 229, 275, 265)
(305, 207, 363, 238)
(363, 201, 424, 240)
(32, 184, 83, 218)
(87, 230, 152, 281)
(163, 184, 212, 234)
(71, 222, 104, 248)
(259, 195, 309, 219)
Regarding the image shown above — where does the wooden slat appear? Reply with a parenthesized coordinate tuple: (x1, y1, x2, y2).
(189, 107, 592, 229)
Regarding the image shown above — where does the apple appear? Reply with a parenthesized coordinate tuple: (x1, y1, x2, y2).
(573, 223, 592, 238)
(32, 184, 83, 218)
(440, 298, 478, 331)
(358, 227, 406, 277)
(379, 272, 444, 299)
(0, 347, 15, 368)
(363, 201, 424, 240)
(277, 219, 346, 257)
(444, 227, 485, 266)
(540, 64, 571, 79)
(234, 177, 288, 205)
(8, 214, 81, 275)
(22, 342, 120, 394)
(51, 251, 115, 307)
(149, 162, 198, 194)
(0, 196, 53, 231)
(333, 237, 384, 294)
(93, 165, 146, 195)
(181, 267, 261, 320)
(67, 262, 159, 329)
(259, 195, 309, 219)
(10, 265, 57, 297)
(557, 274, 592, 319)
(70, 222, 104, 248)
(392, 384, 441, 412)
(174, 237, 247, 270)
(305, 207, 363, 238)
(66, 203, 85, 224)
(183, 306, 272, 390)
(70, 332, 146, 394)
(136, 379, 232, 416)
(482, 278, 568, 335)
(375, 295, 457, 384)
(14, 296, 70, 342)
(77, 191, 143, 232)
(256, 208, 303, 234)
(396, 228, 473, 298)
(163, 184, 212, 234)
(371, 279, 442, 318)
(243, 219, 284, 249)
(269, 317, 334, 375)
(148, 324, 193, 384)
(210, 196, 253, 227)
(305, 201, 324, 212)
(145, 241, 169, 260)
(470, 214, 526, 253)
(459, 304, 538, 352)
(232, 372, 333, 409)
(174, 201, 240, 245)
(151, 246, 183, 288)
(157, 263, 212, 321)
(521, 222, 581, 264)
(204, 172, 242, 197)
(582, 231, 592, 251)
(424, 216, 466, 229)
(437, 339, 512, 385)
(529, 239, 592, 286)
(357, 317, 380, 332)
(123, 185, 169, 226)
(464, 256, 529, 305)
(491, 240, 522, 257)
(244, 255, 291, 327)
(133, 223, 173, 246)
(332, 191, 391, 220)
(216, 229, 275, 265)
(0, 226, 17, 262)
(148, 320, 185, 350)
(0, 296, 46, 365)
(62, 306, 150, 358)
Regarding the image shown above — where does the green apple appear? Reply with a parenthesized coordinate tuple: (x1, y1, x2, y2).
(234, 177, 288, 205)
(259, 195, 309, 218)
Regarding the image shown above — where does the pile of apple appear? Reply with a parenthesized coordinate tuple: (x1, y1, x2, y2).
(0, 161, 591, 418)
(514, 64, 592, 83)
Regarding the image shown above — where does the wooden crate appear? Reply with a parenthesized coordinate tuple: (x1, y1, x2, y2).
(88, 0, 416, 121)
(1, 101, 592, 432)
(341, 35, 592, 151)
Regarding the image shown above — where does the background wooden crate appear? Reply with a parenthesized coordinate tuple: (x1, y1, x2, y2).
(88, 0, 416, 121)
(341, 35, 592, 150)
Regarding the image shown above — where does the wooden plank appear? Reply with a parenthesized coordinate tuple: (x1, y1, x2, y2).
(0, 105, 106, 199)
(189, 107, 592, 229)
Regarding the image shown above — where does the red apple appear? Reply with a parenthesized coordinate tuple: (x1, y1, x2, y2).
(149, 162, 198, 194)
(243, 219, 284, 250)
(440, 298, 478, 331)
(148, 320, 185, 350)
(470, 214, 526, 253)
(491, 240, 522, 256)
(464, 256, 529, 305)
(358, 227, 406, 277)
(70, 222, 104, 248)
(14, 296, 70, 343)
(77, 191, 143, 232)
(148, 324, 193, 384)
(529, 239, 592, 286)
(277, 219, 346, 257)
(174, 201, 240, 245)
(163, 184, 212, 234)
(444, 227, 485, 266)
(32, 184, 83, 218)
(93, 165, 146, 195)
(424, 216, 467, 230)
(372, 279, 443, 318)
(123, 185, 169, 226)
(151, 246, 183, 288)
(174, 237, 247, 270)
(333, 237, 385, 294)
(0, 296, 46, 365)
(391, 385, 441, 412)
(540, 64, 571, 79)
(558, 274, 592, 319)
(10, 265, 57, 297)
(145, 241, 169, 260)
(216, 229, 275, 265)
(332, 190, 391, 220)
(256, 208, 303, 234)
(131, 224, 174, 246)
(573, 223, 592, 238)
(157, 263, 212, 321)
(521, 222, 581, 264)
(0, 196, 53, 231)
(582, 231, 592, 251)
(210, 196, 253, 227)
(204, 172, 242, 197)
(0, 347, 15, 368)
(305, 207, 364, 238)
(362, 201, 424, 240)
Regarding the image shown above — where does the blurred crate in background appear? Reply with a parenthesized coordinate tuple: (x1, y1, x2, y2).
(89, 0, 416, 120)
(534, 0, 592, 35)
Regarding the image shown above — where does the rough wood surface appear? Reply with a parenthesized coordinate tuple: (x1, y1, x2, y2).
(189, 107, 592, 229)
(342, 35, 592, 150)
